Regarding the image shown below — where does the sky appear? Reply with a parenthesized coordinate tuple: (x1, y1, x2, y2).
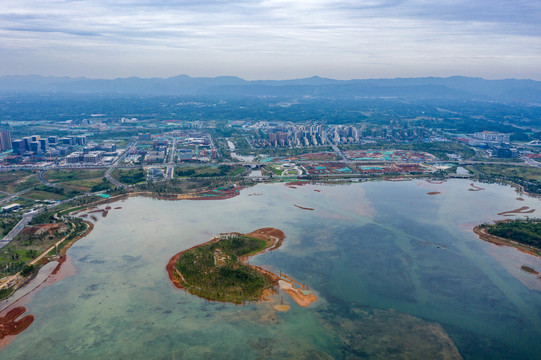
(1, 0, 540, 80)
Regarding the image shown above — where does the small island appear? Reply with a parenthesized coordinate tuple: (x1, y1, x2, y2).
(166, 228, 317, 306)
(474, 218, 541, 257)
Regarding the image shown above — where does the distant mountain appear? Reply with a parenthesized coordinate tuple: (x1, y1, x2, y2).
(1, 74, 540, 103)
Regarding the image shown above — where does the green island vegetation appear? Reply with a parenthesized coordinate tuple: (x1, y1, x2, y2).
(473, 164, 541, 194)
(174, 235, 272, 303)
(480, 219, 541, 252)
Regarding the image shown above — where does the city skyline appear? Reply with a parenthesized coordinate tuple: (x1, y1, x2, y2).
(1, 0, 540, 80)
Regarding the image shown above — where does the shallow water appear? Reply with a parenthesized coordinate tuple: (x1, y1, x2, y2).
(2, 179, 541, 359)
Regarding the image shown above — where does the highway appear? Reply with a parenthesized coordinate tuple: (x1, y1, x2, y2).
(38, 169, 56, 187)
(104, 140, 137, 188)
(166, 137, 175, 179)
(166, 166, 174, 179)
(0, 188, 32, 206)
(0, 210, 40, 250)
(523, 156, 541, 169)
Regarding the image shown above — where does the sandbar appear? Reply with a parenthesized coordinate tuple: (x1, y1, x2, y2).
(294, 204, 315, 211)
(520, 265, 539, 275)
(497, 206, 536, 216)
(468, 183, 485, 191)
(0, 307, 33, 341)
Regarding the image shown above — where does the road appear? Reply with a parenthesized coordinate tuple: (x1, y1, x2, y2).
(38, 169, 56, 187)
(523, 156, 541, 169)
(326, 129, 349, 163)
(244, 136, 254, 149)
(0, 188, 32, 206)
(0, 210, 40, 250)
(166, 166, 174, 179)
(104, 140, 137, 188)
(167, 137, 176, 164)
(105, 167, 124, 187)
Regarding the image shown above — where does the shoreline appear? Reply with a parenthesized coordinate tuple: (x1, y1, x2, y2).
(0, 176, 534, 347)
(166, 228, 318, 307)
(0, 185, 246, 346)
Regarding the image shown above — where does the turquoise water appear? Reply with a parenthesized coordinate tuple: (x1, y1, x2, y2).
(2, 180, 541, 359)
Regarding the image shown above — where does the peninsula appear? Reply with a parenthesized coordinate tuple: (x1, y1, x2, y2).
(166, 228, 317, 306)
(474, 218, 541, 257)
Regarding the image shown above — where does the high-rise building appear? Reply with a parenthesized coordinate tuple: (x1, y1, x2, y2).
(0, 130, 12, 152)
(30, 141, 42, 154)
(60, 137, 74, 145)
(39, 138, 49, 152)
(11, 139, 24, 155)
(48, 136, 59, 145)
(76, 135, 87, 145)
(23, 137, 33, 150)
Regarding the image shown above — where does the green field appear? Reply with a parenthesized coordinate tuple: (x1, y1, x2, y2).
(475, 164, 541, 182)
(113, 168, 146, 184)
(265, 165, 284, 176)
(175, 165, 244, 178)
(339, 141, 475, 160)
(42, 169, 112, 193)
(21, 190, 67, 201)
(0, 170, 40, 193)
(236, 146, 334, 157)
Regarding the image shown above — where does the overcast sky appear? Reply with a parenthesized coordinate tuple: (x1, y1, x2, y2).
(1, 0, 540, 80)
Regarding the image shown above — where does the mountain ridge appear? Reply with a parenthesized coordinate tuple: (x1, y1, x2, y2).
(1, 74, 540, 103)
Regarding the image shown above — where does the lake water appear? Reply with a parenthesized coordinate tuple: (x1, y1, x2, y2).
(2, 179, 541, 359)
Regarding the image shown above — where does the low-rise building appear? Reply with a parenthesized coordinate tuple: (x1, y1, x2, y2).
(2, 203, 20, 212)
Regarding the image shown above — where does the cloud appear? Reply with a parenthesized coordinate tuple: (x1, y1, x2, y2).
(0, 0, 540, 79)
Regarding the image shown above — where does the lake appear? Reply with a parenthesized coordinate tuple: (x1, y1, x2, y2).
(2, 179, 541, 359)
